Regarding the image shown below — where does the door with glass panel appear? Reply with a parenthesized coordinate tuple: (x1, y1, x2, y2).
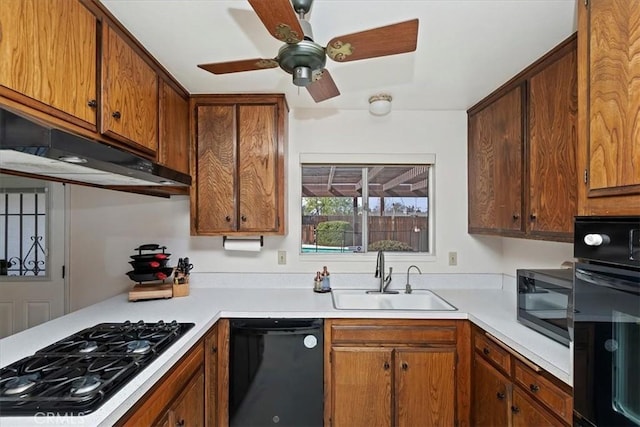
(0, 175, 66, 338)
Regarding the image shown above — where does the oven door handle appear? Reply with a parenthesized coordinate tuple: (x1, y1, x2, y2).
(575, 268, 639, 295)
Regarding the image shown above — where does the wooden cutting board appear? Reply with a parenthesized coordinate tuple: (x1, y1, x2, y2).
(128, 283, 173, 301)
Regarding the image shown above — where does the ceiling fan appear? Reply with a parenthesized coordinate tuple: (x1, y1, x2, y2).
(197, 0, 419, 103)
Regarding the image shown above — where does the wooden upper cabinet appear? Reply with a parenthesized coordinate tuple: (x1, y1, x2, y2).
(101, 24, 158, 155)
(192, 95, 288, 236)
(577, 0, 640, 214)
(238, 105, 280, 232)
(528, 44, 578, 236)
(159, 81, 189, 175)
(468, 34, 578, 242)
(468, 85, 524, 234)
(0, 0, 97, 127)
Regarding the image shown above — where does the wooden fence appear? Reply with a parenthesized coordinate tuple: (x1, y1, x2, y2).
(302, 215, 429, 252)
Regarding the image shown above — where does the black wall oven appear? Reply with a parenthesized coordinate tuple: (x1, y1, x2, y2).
(572, 216, 640, 427)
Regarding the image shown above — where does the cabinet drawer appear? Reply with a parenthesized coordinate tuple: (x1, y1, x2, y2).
(474, 330, 511, 375)
(513, 359, 572, 424)
(331, 320, 457, 345)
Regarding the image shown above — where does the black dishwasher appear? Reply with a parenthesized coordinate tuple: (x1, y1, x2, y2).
(229, 318, 324, 427)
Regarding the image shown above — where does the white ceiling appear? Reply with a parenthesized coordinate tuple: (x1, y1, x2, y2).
(100, 0, 577, 112)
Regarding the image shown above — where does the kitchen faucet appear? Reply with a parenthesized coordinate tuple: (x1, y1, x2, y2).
(405, 265, 422, 294)
(368, 250, 396, 294)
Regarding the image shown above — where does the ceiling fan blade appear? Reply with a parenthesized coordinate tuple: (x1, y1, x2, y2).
(197, 58, 279, 74)
(306, 69, 340, 103)
(247, 0, 304, 44)
(326, 19, 419, 62)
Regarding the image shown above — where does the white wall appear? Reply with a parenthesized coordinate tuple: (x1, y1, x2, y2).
(68, 108, 572, 310)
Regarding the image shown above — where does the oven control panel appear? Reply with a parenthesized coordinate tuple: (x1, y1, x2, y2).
(575, 216, 640, 268)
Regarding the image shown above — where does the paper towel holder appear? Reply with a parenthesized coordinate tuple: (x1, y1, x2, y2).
(222, 236, 264, 247)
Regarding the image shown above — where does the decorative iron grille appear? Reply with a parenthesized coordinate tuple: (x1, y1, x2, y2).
(0, 187, 48, 276)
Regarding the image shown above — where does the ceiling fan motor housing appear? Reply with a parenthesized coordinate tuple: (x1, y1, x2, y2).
(278, 40, 326, 86)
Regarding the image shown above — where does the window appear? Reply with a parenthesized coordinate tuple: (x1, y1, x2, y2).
(0, 176, 50, 277)
(301, 154, 434, 254)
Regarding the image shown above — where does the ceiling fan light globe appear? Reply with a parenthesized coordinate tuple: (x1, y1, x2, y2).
(293, 66, 312, 86)
(369, 94, 393, 116)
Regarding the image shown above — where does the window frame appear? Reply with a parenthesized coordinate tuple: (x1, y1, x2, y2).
(299, 153, 436, 262)
(0, 179, 52, 281)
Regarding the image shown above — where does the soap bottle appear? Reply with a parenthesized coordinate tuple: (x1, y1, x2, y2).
(321, 266, 331, 291)
(314, 272, 323, 292)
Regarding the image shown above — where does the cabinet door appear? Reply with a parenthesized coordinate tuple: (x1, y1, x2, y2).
(159, 81, 189, 175)
(472, 354, 510, 427)
(0, 0, 97, 125)
(171, 369, 205, 427)
(238, 104, 280, 232)
(512, 387, 564, 427)
(587, 0, 640, 197)
(396, 348, 455, 427)
(331, 347, 393, 427)
(101, 25, 158, 154)
(468, 85, 524, 233)
(528, 45, 578, 236)
(194, 105, 237, 234)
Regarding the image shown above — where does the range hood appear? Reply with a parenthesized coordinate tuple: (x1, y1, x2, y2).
(0, 108, 191, 188)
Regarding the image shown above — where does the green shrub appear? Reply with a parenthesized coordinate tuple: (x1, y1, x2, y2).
(316, 221, 351, 246)
(368, 239, 414, 252)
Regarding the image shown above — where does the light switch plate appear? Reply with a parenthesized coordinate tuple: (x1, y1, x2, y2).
(448, 251, 457, 266)
(278, 250, 287, 265)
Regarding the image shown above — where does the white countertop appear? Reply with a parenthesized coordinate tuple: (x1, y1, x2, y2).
(0, 273, 571, 426)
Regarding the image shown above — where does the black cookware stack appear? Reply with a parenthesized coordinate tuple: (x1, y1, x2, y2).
(126, 244, 174, 284)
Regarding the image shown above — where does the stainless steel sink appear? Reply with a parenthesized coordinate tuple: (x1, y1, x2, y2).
(331, 289, 457, 311)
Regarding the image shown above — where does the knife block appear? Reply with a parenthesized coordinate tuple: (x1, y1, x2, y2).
(172, 273, 190, 297)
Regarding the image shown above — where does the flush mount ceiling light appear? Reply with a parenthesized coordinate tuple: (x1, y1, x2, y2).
(58, 155, 87, 164)
(369, 94, 392, 116)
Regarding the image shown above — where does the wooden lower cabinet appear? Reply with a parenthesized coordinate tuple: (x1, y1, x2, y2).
(205, 319, 230, 427)
(116, 341, 205, 426)
(162, 369, 205, 427)
(472, 327, 572, 427)
(473, 355, 510, 427)
(326, 319, 470, 427)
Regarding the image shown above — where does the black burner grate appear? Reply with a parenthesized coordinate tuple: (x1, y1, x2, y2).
(0, 321, 194, 416)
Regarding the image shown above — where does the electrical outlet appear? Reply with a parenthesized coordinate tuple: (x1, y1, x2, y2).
(277, 250, 287, 265)
(448, 251, 458, 266)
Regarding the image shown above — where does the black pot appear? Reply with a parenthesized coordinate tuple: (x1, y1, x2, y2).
(129, 258, 169, 272)
(126, 267, 174, 283)
(129, 252, 171, 262)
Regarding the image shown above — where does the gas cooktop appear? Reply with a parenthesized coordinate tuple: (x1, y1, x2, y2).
(0, 320, 194, 416)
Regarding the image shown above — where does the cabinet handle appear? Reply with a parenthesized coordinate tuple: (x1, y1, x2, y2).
(496, 392, 505, 400)
(383, 361, 390, 370)
(530, 213, 537, 220)
(176, 419, 185, 427)
(225, 215, 231, 222)
(483, 347, 490, 355)
(241, 215, 247, 222)
(87, 99, 97, 108)
(401, 362, 408, 371)
(512, 214, 520, 220)
(511, 406, 520, 414)
(112, 111, 121, 119)
(529, 383, 540, 392)
(211, 346, 217, 354)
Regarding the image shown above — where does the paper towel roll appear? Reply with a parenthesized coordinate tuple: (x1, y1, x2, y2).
(223, 238, 262, 252)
